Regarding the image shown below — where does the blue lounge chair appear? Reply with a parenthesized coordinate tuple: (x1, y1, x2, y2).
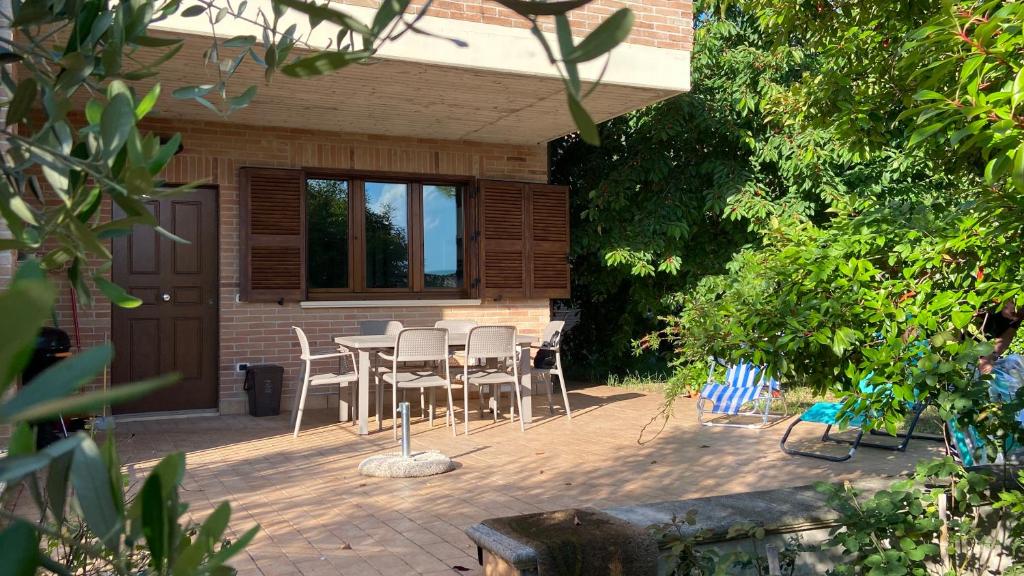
(697, 358, 787, 428)
(780, 378, 932, 462)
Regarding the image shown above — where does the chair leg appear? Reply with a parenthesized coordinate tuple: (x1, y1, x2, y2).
(507, 386, 516, 423)
(446, 385, 457, 437)
(555, 371, 571, 420)
(420, 388, 427, 420)
(393, 385, 399, 442)
(780, 418, 861, 462)
(545, 371, 554, 415)
(513, 380, 525, 432)
(292, 375, 310, 438)
(464, 381, 471, 436)
(555, 353, 571, 419)
(492, 386, 500, 423)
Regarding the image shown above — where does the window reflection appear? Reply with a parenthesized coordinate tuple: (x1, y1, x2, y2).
(306, 179, 349, 289)
(423, 185, 463, 289)
(364, 182, 409, 289)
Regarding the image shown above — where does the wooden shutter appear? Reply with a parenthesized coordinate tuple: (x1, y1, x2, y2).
(239, 167, 305, 302)
(476, 181, 571, 300)
(477, 180, 527, 299)
(527, 184, 571, 298)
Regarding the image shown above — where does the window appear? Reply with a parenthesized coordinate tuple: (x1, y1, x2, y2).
(239, 167, 571, 303)
(304, 174, 468, 298)
(364, 182, 410, 289)
(306, 179, 349, 289)
(423, 184, 464, 289)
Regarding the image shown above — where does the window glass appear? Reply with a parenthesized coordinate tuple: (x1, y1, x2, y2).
(364, 182, 410, 288)
(423, 185, 464, 289)
(306, 179, 349, 289)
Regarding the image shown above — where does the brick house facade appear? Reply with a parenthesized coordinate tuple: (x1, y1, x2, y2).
(7, 0, 693, 418)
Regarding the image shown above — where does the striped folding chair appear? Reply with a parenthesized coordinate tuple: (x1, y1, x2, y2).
(696, 358, 787, 429)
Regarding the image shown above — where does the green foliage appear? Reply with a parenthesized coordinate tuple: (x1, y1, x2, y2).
(613, 1, 1024, 444)
(820, 458, 1024, 576)
(653, 510, 800, 576)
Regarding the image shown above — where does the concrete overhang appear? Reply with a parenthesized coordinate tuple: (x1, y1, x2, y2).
(143, 1, 690, 144)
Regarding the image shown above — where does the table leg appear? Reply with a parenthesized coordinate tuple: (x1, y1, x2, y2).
(518, 346, 533, 425)
(358, 349, 371, 435)
(339, 356, 351, 423)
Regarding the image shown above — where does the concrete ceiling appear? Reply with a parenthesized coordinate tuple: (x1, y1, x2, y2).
(132, 34, 679, 145)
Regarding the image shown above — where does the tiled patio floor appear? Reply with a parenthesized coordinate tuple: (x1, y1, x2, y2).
(115, 386, 944, 576)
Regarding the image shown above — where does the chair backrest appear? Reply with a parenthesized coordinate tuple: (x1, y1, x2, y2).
(393, 328, 449, 362)
(434, 319, 478, 334)
(293, 326, 312, 361)
(540, 320, 565, 351)
(465, 325, 517, 361)
(719, 359, 780, 390)
(360, 320, 404, 336)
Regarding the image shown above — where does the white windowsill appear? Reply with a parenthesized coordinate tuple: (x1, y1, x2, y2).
(300, 299, 483, 309)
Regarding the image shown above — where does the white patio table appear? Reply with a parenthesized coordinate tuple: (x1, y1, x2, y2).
(334, 332, 537, 435)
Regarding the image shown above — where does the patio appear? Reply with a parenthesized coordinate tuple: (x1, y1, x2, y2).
(112, 385, 943, 576)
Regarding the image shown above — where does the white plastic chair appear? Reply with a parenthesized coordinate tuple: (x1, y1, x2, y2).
(533, 320, 571, 419)
(381, 328, 456, 440)
(358, 320, 403, 430)
(435, 319, 478, 368)
(462, 325, 522, 435)
(290, 326, 358, 437)
(434, 319, 478, 334)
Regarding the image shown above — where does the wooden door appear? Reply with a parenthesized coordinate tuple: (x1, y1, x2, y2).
(111, 188, 219, 414)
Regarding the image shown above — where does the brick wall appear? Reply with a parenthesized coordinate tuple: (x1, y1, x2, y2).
(338, 0, 694, 51)
(42, 117, 551, 415)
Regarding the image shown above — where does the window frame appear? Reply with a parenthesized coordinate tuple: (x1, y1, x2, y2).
(302, 168, 475, 301)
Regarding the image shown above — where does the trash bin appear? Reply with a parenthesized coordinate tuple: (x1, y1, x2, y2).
(244, 364, 283, 417)
(23, 327, 71, 383)
(21, 327, 84, 448)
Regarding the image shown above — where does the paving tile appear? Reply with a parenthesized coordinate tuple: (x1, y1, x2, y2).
(109, 386, 940, 576)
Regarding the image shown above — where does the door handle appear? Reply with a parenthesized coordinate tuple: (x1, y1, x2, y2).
(162, 293, 171, 302)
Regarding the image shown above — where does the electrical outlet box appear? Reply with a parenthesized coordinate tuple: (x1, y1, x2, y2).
(238, 363, 249, 372)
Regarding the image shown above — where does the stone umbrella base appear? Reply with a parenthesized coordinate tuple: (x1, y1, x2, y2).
(358, 450, 456, 478)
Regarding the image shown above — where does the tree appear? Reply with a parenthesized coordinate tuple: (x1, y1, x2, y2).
(0, 0, 635, 571)
(645, 1, 1024, 444)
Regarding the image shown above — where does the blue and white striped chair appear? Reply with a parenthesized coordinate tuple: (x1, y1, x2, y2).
(696, 358, 787, 428)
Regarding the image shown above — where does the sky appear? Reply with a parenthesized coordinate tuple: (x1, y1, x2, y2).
(365, 182, 461, 275)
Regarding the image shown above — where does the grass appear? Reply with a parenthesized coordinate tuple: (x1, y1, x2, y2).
(606, 372, 669, 393)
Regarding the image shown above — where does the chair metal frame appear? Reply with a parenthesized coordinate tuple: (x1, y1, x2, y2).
(290, 326, 358, 438)
(696, 358, 788, 429)
(780, 400, 936, 462)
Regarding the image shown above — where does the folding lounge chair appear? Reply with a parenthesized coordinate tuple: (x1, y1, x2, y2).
(696, 359, 787, 428)
(780, 380, 931, 462)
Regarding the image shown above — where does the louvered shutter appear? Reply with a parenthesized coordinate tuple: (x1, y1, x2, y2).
(239, 167, 305, 302)
(477, 180, 527, 299)
(527, 184, 570, 298)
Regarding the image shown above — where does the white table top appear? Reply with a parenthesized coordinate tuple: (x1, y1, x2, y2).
(335, 333, 535, 349)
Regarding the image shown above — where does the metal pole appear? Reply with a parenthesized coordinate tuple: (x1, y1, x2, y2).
(399, 401, 411, 458)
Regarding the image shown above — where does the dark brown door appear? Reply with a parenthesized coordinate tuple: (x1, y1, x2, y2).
(111, 188, 219, 414)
